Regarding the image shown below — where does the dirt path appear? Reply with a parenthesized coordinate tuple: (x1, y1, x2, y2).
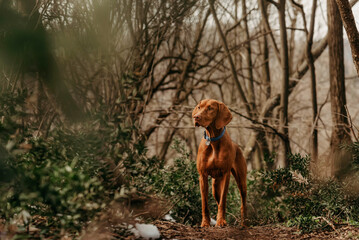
(153, 221, 359, 239)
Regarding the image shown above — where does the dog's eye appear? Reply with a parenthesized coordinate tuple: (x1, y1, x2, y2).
(208, 106, 212, 110)
(198, 106, 200, 109)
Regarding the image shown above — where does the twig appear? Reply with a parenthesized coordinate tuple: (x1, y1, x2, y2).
(314, 216, 338, 233)
(229, 107, 287, 142)
(227, 212, 241, 225)
(345, 105, 359, 141)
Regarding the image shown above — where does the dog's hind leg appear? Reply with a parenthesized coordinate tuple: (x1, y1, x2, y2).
(231, 148, 247, 226)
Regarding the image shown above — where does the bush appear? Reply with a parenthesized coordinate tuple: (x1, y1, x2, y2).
(247, 152, 359, 232)
(139, 139, 212, 225)
(4, 136, 107, 232)
(0, 90, 153, 236)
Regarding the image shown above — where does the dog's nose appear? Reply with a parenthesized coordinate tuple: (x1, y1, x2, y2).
(194, 114, 200, 120)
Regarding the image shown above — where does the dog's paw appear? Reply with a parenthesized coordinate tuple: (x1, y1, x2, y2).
(215, 218, 227, 227)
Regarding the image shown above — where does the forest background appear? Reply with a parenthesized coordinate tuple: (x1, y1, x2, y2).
(1, 0, 359, 238)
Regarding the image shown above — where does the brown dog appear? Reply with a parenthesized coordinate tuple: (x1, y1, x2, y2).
(192, 99, 247, 227)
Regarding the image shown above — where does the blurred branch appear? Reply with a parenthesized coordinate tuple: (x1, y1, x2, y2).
(229, 108, 287, 141)
(259, 0, 280, 63)
(209, 0, 252, 116)
(345, 105, 359, 142)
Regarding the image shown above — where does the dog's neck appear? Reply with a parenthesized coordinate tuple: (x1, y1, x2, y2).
(205, 124, 224, 139)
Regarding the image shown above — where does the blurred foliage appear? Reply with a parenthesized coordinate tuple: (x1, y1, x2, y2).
(0, 1, 82, 119)
(0, 89, 153, 236)
(342, 142, 359, 168)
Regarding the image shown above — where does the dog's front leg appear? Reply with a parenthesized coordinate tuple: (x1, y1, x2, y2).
(199, 173, 210, 227)
(215, 172, 230, 227)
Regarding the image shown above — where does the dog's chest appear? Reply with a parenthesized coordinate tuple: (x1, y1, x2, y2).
(201, 147, 231, 178)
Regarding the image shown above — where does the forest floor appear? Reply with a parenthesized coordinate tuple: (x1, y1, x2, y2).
(2, 218, 359, 239)
(146, 220, 359, 240)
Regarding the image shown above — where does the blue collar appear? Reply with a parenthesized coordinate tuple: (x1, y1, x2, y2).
(204, 127, 226, 142)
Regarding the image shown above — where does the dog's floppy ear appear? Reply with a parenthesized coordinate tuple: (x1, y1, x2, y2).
(215, 102, 232, 129)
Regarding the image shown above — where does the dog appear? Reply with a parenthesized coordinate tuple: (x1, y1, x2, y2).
(192, 99, 247, 227)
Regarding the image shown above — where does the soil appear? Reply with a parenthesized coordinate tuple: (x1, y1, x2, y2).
(152, 220, 359, 240)
(2, 218, 359, 239)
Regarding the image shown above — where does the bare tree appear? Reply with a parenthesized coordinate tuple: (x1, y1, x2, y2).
(307, 0, 319, 164)
(268, 0, 291, 167)
(241, 0, 255, 112)
(292, 0, 319, 163)
(335, 0, 359, 76)
(327, 0, 352, 177)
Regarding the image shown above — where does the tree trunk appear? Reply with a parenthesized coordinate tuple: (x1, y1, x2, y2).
(242, 0, 255, 111)
(278, 0, 291, 167)
(327, 0, 352, 177)
(335, 0, 359, 77)
(306, 0, 318, 164)
(259, 0, 271, 101)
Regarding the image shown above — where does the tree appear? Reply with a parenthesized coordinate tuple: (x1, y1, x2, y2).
(335, 0, 359, 77)
(306, 0, 319, 165)
(277, 0, 291, 167)
(327, 0, 352, 177)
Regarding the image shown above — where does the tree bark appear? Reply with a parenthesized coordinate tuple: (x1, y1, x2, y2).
(258, 0, 280, 62)
(242, 0, 255, 111)
(278, 0, 291, 167)
(306, 0, 319, 164)
(335, 0, 359, 77)
(327, 0, 352, 177)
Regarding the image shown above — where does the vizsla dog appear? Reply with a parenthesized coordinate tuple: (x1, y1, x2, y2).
(192, 99, 247, 227)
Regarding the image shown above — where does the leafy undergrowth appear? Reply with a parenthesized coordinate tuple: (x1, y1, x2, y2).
(246, 153, 359, 233)
(2, 138, 359, 238)
(2, 92, 359, 238)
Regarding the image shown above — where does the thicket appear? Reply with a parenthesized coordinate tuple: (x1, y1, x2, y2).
(247, 153, 359, 232)
(0, 90, 154, 237)
(146, 143, 359, 233)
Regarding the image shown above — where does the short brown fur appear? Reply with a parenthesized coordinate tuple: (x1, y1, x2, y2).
(192, 99, 247, 227)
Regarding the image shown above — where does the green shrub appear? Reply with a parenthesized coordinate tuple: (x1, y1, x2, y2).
(139, 139, 210, 224)
(247, 152, 359, 232)
(0, 90, 150, 236)
(2, 134, 108, 233)
(342, 141, 359, 168)
(287, 215, 322, 233)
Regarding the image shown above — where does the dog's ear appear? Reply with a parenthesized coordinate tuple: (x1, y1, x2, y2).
(215, 102, 232, 129)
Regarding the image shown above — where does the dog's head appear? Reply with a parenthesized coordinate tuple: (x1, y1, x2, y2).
(192, 99, 232, 129)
